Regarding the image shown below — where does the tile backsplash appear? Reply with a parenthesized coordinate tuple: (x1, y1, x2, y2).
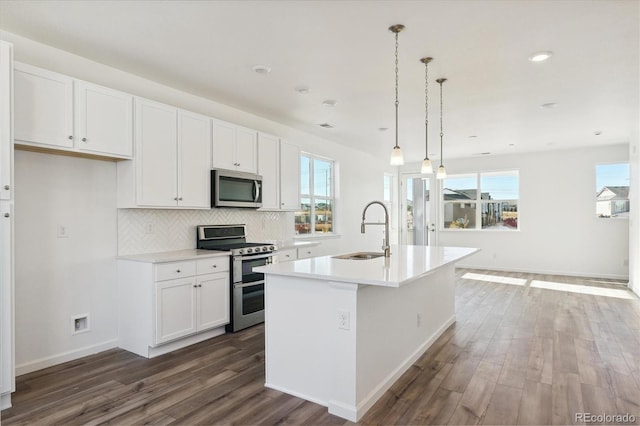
(118, 208, 294, 255)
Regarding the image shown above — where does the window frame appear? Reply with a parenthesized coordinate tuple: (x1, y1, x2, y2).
(441, 170, 520, 231)
(296, 152, 336, 236)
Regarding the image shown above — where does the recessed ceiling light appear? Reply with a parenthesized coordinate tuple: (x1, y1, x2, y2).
(509, 143, 516, 146)
(318, 123, 334, 129)
(540, 102, 557, 109)
(528, 51, 553, 62)
(322, 99, 338, 107)
(468, 135, 478, 139)
(594, 130, 603, 136)
(294, 86, 310, 94)
(378, 127, 389, 132)
(547, 142, 557, 146)
(251, 64, 271, 74)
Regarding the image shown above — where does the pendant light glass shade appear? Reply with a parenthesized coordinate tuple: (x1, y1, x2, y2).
(421, 158, 433, 174)
(389, 24, 405, 166)
(390, 146, 404, 165)
(420, 57, 433, 175)
(436, 77, 447, 180)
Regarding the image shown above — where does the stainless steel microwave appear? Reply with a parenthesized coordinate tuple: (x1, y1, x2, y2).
(211, 169, 263, 208)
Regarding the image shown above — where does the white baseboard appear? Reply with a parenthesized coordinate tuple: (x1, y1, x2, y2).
(351, 314, 456, 422)
(15, 339, 118, 376)
(460, 264, 629, 282)
(146, 327, 226, 358)
(265, 382, 328, 408)
(1, 392, 12, 410)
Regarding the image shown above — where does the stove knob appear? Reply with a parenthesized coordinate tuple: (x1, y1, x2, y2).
(239, 249, 244, 254)
(262, 247, 268, 252)
(269, 245, 275, 251)
(247, 248, 253, 253)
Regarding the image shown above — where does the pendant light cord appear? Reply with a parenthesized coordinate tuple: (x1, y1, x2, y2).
(394, 31, 399, 149)
(439, 79, 444, 167)
(424, 60, 429, 159)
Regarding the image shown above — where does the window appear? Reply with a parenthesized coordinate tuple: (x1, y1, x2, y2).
(596, 163, 630, 218)
(442, 171, 519, 230)
(295, 153, 335, 235)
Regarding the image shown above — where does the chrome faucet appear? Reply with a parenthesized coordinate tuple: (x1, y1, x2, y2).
(361, 201, 391, 257)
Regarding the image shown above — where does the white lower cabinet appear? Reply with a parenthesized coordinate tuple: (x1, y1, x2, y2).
(118, 255, 229, 358)
(297, 246, 319, 259)
(277, 248, 297, 262)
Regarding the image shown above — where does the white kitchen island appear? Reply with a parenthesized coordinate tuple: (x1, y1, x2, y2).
(254, 245, 478, 422)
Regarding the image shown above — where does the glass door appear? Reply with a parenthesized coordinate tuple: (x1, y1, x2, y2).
(400, 174, 437, 246)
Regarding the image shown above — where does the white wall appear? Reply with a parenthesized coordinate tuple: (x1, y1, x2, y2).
(404, 144, 630, 280)
(14, 150, 118, 373)
(629, 105, 639, 295)
(3, 31, 389, 372)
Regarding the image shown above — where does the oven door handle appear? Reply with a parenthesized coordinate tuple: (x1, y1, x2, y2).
(234, 280, 265, 289)
(234, 252, 276, 261)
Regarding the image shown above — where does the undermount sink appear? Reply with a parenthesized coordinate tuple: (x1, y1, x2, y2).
(332, 252, 386, 260)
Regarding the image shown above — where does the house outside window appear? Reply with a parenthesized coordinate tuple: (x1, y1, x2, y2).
(295, 153, 335, 235)
(442, 171, 519, 230)
(596, 163, 630, 218)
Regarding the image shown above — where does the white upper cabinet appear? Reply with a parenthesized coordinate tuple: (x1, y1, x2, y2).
(280, 139, 301, 210)
(258, 134, 300, 211)
(0, 42, 13, 201)
(212, 119, 257, 173)
(14, 63, 73, 149)
(118, 97, 211, 209)
(76, 81, 133, 157)
(235, 126, 258, 173)
(135, 98, 178, 207)
(257, 132, 280, 210)
(177, 110, 211, 208)
(13, 62, 133, 159)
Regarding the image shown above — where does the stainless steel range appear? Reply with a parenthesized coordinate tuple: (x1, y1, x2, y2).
(196, 224, 277, 332)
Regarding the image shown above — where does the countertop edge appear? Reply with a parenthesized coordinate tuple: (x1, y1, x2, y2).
(117, 249, 231, 263)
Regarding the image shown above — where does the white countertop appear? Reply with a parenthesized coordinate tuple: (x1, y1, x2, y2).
(255, 245, 479, 287)
(268, 240, 320, 250)
(118, 249, 230, 263)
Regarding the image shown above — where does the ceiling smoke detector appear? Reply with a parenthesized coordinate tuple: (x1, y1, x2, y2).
(251, 64, 271, 74)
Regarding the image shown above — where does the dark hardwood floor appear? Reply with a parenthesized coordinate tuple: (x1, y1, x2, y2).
(2, 269, 639, 425)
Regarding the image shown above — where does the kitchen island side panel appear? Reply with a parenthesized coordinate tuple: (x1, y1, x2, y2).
(355, 265, 455, 414)
(263, 265, 457, 422)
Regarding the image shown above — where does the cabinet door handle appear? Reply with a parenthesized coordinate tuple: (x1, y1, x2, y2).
(3, 213, 9, 218)
(68, 135, 73, 140)
(174, 197, 178, 201)
(3, 185, 9, 190)
(178, 197, 183, 201)
(82, 137, 87, 142)
(176, 269, 181, 273)
(212, 264, 217, 268)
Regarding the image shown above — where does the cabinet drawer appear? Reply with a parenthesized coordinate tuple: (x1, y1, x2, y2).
(278, 249, 297, 262)
(297, 246, 318, 259)
(196, 256, 230, 274)
(155, 261, 196, 281)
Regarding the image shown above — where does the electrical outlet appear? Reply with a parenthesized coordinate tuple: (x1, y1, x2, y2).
(338, 310, 350, 330)
(145, 223, 154, 234)
(57, 224, 69, 238)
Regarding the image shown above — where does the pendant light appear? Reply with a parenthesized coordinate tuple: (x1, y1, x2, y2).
(436, 78, 447, 179)
(420, 57, 433, 174)
(389, 24, 405, 166)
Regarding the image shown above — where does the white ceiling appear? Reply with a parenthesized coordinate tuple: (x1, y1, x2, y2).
(0, 0, 637, 162)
